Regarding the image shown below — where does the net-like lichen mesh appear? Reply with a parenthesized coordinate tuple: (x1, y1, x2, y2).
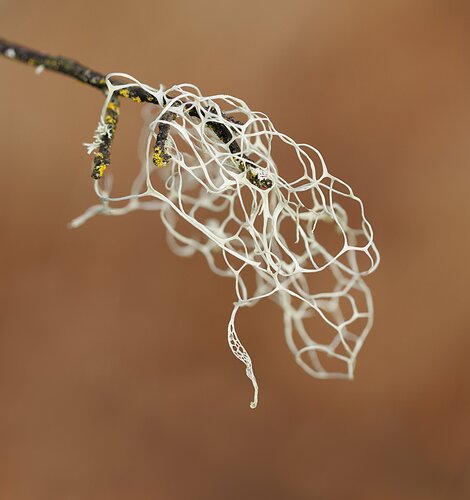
(72, 74, 380, 408)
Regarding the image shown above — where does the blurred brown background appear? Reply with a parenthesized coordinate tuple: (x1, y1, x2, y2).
(1, 1, 469, 499)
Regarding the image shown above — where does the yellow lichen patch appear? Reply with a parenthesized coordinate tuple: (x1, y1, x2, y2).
(153, 147, 167, 168)
(119, 88, 130, 98)
(97, 163, 107, 177)
(107, 101, 120, 113)
(131, 96, 141, 103)
(105, 114, 116, 125)
(95, 152, 104, 159)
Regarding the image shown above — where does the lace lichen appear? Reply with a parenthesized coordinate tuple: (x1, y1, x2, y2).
(72, 75, 380, 408)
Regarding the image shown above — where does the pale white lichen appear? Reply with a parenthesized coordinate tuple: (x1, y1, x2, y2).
(72, 74, 380, 408)
(83, 120, 112, 154)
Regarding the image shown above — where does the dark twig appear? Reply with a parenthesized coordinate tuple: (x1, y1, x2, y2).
(153, 111, 176, 169)
(92, 95, 121, 179)
(0, 38, 107, 89)
(0, 38, 272, 189)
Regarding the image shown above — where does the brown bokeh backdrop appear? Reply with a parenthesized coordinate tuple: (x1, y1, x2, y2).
(1, 1, 469, 499)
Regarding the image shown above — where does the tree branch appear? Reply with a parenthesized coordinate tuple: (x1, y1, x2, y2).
(0, 38, 272, 189)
